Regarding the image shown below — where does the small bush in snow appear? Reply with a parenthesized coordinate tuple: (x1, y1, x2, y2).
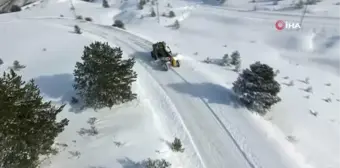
(230, 51, 240, 65)
(10, 5, 21, 12)
(167, 3, 172, 7)
(273, 0, 278, 5)
(304, 77, 310, 84)
(73, 41, 137, 109)
(283, 76, 289, 79)
(323, 97, 332, 103)
(87, 117, 97, 125)
(170, 137, 184, 152)
(102, 0, 110, 8)
(161, 12, 166, 17)
(286, 135, 298, 143)
(204, 57, 211, 63)
(0, 58, 3, 66)
(142, 158, 171, 168)
(68, 151, 81, 158)
(305, 86, 313, 93)
(137, 2, 144, 10)
(234, 63, 241, 72)
(85, 17, 93, 22)
(74, 25, 82, 34)
(71, 96, 79, 104)
(60, 14, 64, 17)
(76, 15, 83, 20)
(173, 20, 180, 29)
(309, 109, 318, 116)
(305, 0, 319, 5)
(138, 0, 146, 9)
(287, 80, 294, 86)
(232, 61, 281, 114)
(0, 69, 69, 168)
(274, 69, 280, 76)
(150, 8, 156, 17)
(112, 20, 125, 29)
(221, 54, 230, 66)
(168, 11, 175, 18)
(78, 126, 99, 136)
(295, 0, 304, 9)
(325, 83, 331, 86)
(12, 60, 26, 71)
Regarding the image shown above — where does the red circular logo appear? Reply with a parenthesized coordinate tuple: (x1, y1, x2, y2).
(275, 20, 285, 30)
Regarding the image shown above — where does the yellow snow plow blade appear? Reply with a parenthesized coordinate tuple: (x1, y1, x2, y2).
(171, 59, 177, 67)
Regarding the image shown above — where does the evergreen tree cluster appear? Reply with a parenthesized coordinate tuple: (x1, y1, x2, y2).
(168, 11, 175, 18)
(73, 41, 137, 110)
(0, 40, 137, 168)
(143, 158, 171, 168)
(0, 69, 69, 168)
(112, 20, 125, 29)
(232, 61, 281, 114)
(137, 0, 146, 10)
(221, 50, 241, 71)
(102, 0, 110, 8)
(170, 137, 184, 152)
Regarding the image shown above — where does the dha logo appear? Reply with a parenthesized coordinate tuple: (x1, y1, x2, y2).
(275, 20, 301, 30)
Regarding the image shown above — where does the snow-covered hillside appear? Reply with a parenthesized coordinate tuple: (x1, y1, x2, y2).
(0, 0, 339, 168)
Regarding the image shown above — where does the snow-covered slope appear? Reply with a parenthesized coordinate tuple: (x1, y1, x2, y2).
(0, 0, 339, 168)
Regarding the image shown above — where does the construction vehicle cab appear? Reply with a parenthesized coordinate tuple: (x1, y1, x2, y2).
(151, 41, 180, 70)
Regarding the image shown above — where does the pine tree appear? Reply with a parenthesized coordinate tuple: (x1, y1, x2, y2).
(150, 8, 156, 17)
(12, 60, 26, 71)
(74, 25, 81, 34)
(112, 20, 125, 29)
(0, 69, 69, 168)
(0, 58, 3, 66)
(232, 61, 281, 114)
(143, 158, 171, 168)
(137, 2, 144, 10)
(102, 0, 110, 8)
(170, 137, 184, 152)
(230, 51, 240, 65)
(234, 62, 241, 72)
(168, 11, 175, 18)
(222, 54, 230, 66)
(173, 20, 180, 29)
(10, 5, 21, 12)
(73, 41, 137, 110)
(295, 0, 304, 9)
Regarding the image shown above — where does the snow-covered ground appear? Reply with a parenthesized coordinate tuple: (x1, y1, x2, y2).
(0, 0, 339, 168)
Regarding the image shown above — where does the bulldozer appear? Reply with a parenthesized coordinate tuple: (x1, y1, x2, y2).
(151, 41, 180, 71)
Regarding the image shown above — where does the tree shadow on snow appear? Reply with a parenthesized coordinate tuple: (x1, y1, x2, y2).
(34, 73, 85, 113)
(131, 51, 169, 72)
(168, 82, 241, 108)
(117, 157, 144, 168)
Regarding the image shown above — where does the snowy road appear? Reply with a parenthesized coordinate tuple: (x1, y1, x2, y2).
(40, 20, 303, 168)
